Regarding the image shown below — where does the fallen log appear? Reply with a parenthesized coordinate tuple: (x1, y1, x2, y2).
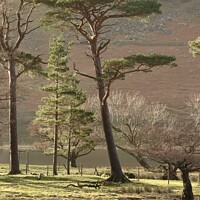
(66, 181, 101, 189)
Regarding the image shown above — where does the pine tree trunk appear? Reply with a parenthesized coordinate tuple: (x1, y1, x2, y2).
(8, 53, 20, 174)
(67, 136, 71, 175)
(90, 41, 129, 183)
(180, 167, 194, 200)
(101, 102, 130, 182)
(53, 123, 58, 176)
(53, 92, 59, 176)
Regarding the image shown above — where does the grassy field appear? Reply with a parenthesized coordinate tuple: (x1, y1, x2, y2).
(0, 164, 200, 200)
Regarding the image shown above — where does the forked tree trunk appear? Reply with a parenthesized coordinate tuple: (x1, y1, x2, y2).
(180, 167, 194, 200)
(8, 54, 20, 174)
(90, 41, 129, 183)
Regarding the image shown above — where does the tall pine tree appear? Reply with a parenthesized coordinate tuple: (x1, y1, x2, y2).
(36, 0, 176, 182)
(34, 37, 94, 175)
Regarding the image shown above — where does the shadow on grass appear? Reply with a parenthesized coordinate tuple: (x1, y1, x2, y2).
(0, 174, 107, 192)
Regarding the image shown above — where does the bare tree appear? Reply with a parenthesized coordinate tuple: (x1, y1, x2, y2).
(88, 91, 176, 172)
(140, 95, 200, 200)
(0, 0, 42, 174)
(108, 92, 200, 199)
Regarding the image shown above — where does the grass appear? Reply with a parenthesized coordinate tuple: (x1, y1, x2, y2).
(0, 164, 200, 200)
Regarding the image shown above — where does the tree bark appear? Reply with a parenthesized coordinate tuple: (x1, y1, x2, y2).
(90, 41, 129, 183)
(8, 53, 20, 174)
(180, 167, 194, 200)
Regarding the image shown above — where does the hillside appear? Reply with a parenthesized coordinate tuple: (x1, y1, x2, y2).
(1, 0, 200, 144)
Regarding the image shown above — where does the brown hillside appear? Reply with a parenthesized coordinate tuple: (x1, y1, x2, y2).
(69, 0, 200, 107)
(2, 0, 200, 143)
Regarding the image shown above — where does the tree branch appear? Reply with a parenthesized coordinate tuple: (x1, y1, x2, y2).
(101, 81, 111, 106)
(73, 63, 97, 80)
(14, 1, 37, 50)
(97, 39, 110, 56)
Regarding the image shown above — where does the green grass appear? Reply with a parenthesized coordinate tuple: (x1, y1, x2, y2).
(0, 164, 200, 200)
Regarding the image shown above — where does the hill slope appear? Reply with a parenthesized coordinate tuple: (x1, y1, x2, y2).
(1, 0, 200, 144)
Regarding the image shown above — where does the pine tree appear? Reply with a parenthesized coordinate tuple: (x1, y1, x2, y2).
(36, 0, 176, 182)
(34, 37, 94, 175)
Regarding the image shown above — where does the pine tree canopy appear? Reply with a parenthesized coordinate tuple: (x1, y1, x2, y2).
(102, 54, 176, 82)
(36, 0, 162, 27)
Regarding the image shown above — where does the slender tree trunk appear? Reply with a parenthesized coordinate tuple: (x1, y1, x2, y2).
(8, 53, 20, 174)
(180, 167, 194, 200)
(67, 136, 71, 175)
(53, 123, 58, 176)
(90, 41, 129, 182)
(53, 92, 59, 176)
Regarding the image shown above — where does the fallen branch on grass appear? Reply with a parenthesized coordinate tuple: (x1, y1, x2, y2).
(66, 181, 101, 189)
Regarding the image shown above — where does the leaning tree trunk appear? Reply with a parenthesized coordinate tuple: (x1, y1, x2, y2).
(101, 102, 129, 182)
(116, 145, 152, 170)
(90, 41, 129, 183)
(8, 53, 20, 174)
(180, 167, 194, 200)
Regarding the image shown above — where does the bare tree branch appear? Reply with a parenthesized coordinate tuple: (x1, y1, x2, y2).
(73, 63, 97, 80)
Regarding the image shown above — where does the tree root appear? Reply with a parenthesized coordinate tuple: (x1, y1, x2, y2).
(106, 174, 131, 183)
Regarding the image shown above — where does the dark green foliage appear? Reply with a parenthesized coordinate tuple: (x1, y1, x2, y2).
(37, 0, 116, 7)
(125, 54, 176, 68)
(102, 54, 176, 83)
(115, 0, 161, 16)
(37, 0, 162, 29)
